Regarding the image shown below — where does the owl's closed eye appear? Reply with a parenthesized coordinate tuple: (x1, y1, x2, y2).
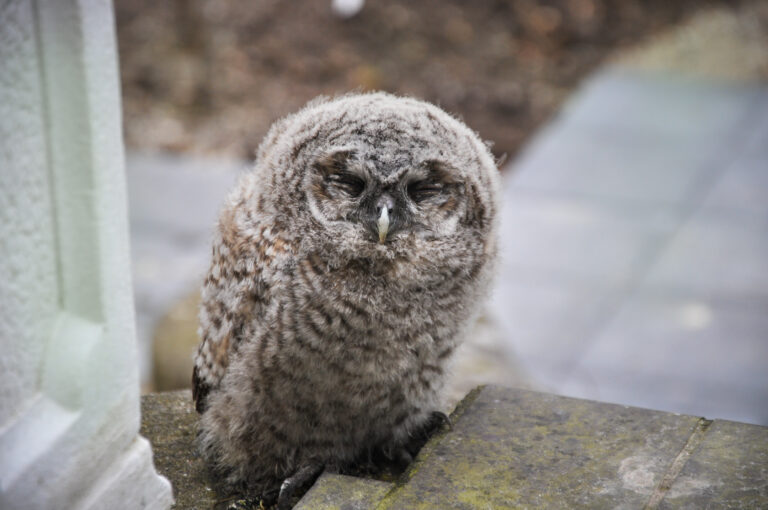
(308, 150, 466, 244)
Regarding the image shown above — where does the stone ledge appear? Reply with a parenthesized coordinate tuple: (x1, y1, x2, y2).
(294, 474, 393, 510)
(372, 386, 768, 509)
(140, 390, 216, 510)
(140, 386, 768, 509)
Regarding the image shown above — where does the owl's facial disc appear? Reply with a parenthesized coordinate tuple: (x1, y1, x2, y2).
(308, 151, 466, 253)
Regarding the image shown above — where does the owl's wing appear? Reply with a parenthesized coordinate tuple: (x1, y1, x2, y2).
(192, 204, 287, 413)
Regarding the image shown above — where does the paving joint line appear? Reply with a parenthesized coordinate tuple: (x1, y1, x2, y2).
(643, 417, 713, 509)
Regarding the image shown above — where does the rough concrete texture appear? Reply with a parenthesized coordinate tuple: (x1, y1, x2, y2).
(1, 0, 172, 508)
(659, 420, 768, 509)
(294, 474, 393, 510)
(142, 386, 768, 510)
(0, 0, 58, 424)
(379, 386, 702, 509)
(141, 390, 217, 510)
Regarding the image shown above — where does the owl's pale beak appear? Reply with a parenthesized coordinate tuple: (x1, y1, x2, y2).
(377, 206, 390, 243)
(376, 194, 394, 243)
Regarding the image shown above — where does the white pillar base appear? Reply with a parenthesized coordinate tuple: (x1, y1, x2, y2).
(79, 437, 174, 510)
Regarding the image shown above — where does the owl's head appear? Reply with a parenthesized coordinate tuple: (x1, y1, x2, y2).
(253, 93, 500, 277)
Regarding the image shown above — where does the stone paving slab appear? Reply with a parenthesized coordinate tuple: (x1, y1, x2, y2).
(497, 191, 677, 287)
(642, 214, 768, 299)
(510, 125, 715, 205)
(490, 69, 768, 426)
(377, 386, 704, 510)
(658, 420, 768, 509)
(556, 71, 762, 140)
(489, 275, 615, 390)
(294, 474, 393, 510)
(141, 386, 768, 509)
(562, 291, 768, 424)
(701, 155, 768, 221)
(743, 95, 768, 159)
(509, 71, 765, 211)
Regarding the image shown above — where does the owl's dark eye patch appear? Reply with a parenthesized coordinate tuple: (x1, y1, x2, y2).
(326, 173, 365, 198)
(407, 180, 444, 203)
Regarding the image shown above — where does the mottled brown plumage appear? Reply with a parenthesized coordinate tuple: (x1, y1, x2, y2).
(193, 93, 500, 507)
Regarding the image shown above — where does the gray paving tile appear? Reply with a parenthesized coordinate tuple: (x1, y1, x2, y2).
(642, 214, 768, 299)
(493, 71, 768, 427)
(510, 70, 765, 205)
(511, 124, 714, 204)
(562, 294, 768, 425)
(659, 420, 768, 509)
(743, 93, 768, 160)
(561, 70, 760, 140)
(701, 155, 768, 221)
(488, 276, 614, 392)
(127, 152, 245, 240)
(496, 189, 678, 287)
(126, 151, 246, 382)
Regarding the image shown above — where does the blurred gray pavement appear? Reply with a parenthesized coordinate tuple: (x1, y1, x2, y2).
(127, 153, 246, 383)
(489, 69, 768, 425)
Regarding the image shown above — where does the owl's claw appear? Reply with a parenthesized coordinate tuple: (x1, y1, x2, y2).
(276, 462, 324, 510)
(399, 410, 453, 462)
(429, 410, 452, 431)
(392, 446, 414, 472)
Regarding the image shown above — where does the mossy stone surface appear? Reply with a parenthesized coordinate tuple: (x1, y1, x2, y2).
(141, 386, 768, 509)
(294, 474, 393, 510)
(377, 385, 703, 509)
(659, 419, 768, 509)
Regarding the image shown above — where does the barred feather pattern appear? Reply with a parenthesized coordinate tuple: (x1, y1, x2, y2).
(193, 92, 501, 496)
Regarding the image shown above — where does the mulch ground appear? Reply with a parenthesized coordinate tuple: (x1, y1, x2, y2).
(116, 0, 732, 162)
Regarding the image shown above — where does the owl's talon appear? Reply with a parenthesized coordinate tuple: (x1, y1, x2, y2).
(400, 410, 453, 460)
(393, 447, 414, 472)
(276, 462, 324, 510)
(430, 411, 452, 431)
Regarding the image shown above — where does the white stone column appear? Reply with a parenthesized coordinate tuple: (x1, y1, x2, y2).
(0, 1, 174, 508)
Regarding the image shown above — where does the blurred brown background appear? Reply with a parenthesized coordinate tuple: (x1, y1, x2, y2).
(116, 0, 765, 161)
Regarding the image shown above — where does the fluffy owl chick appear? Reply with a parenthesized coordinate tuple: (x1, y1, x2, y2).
(193, 93, 500, 507)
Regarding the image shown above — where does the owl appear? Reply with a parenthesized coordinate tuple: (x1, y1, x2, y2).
(193, 93, 500, 508)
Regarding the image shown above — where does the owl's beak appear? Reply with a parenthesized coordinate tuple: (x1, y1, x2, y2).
(376, 194, 394, 243)
(378, 207, 390, 243)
